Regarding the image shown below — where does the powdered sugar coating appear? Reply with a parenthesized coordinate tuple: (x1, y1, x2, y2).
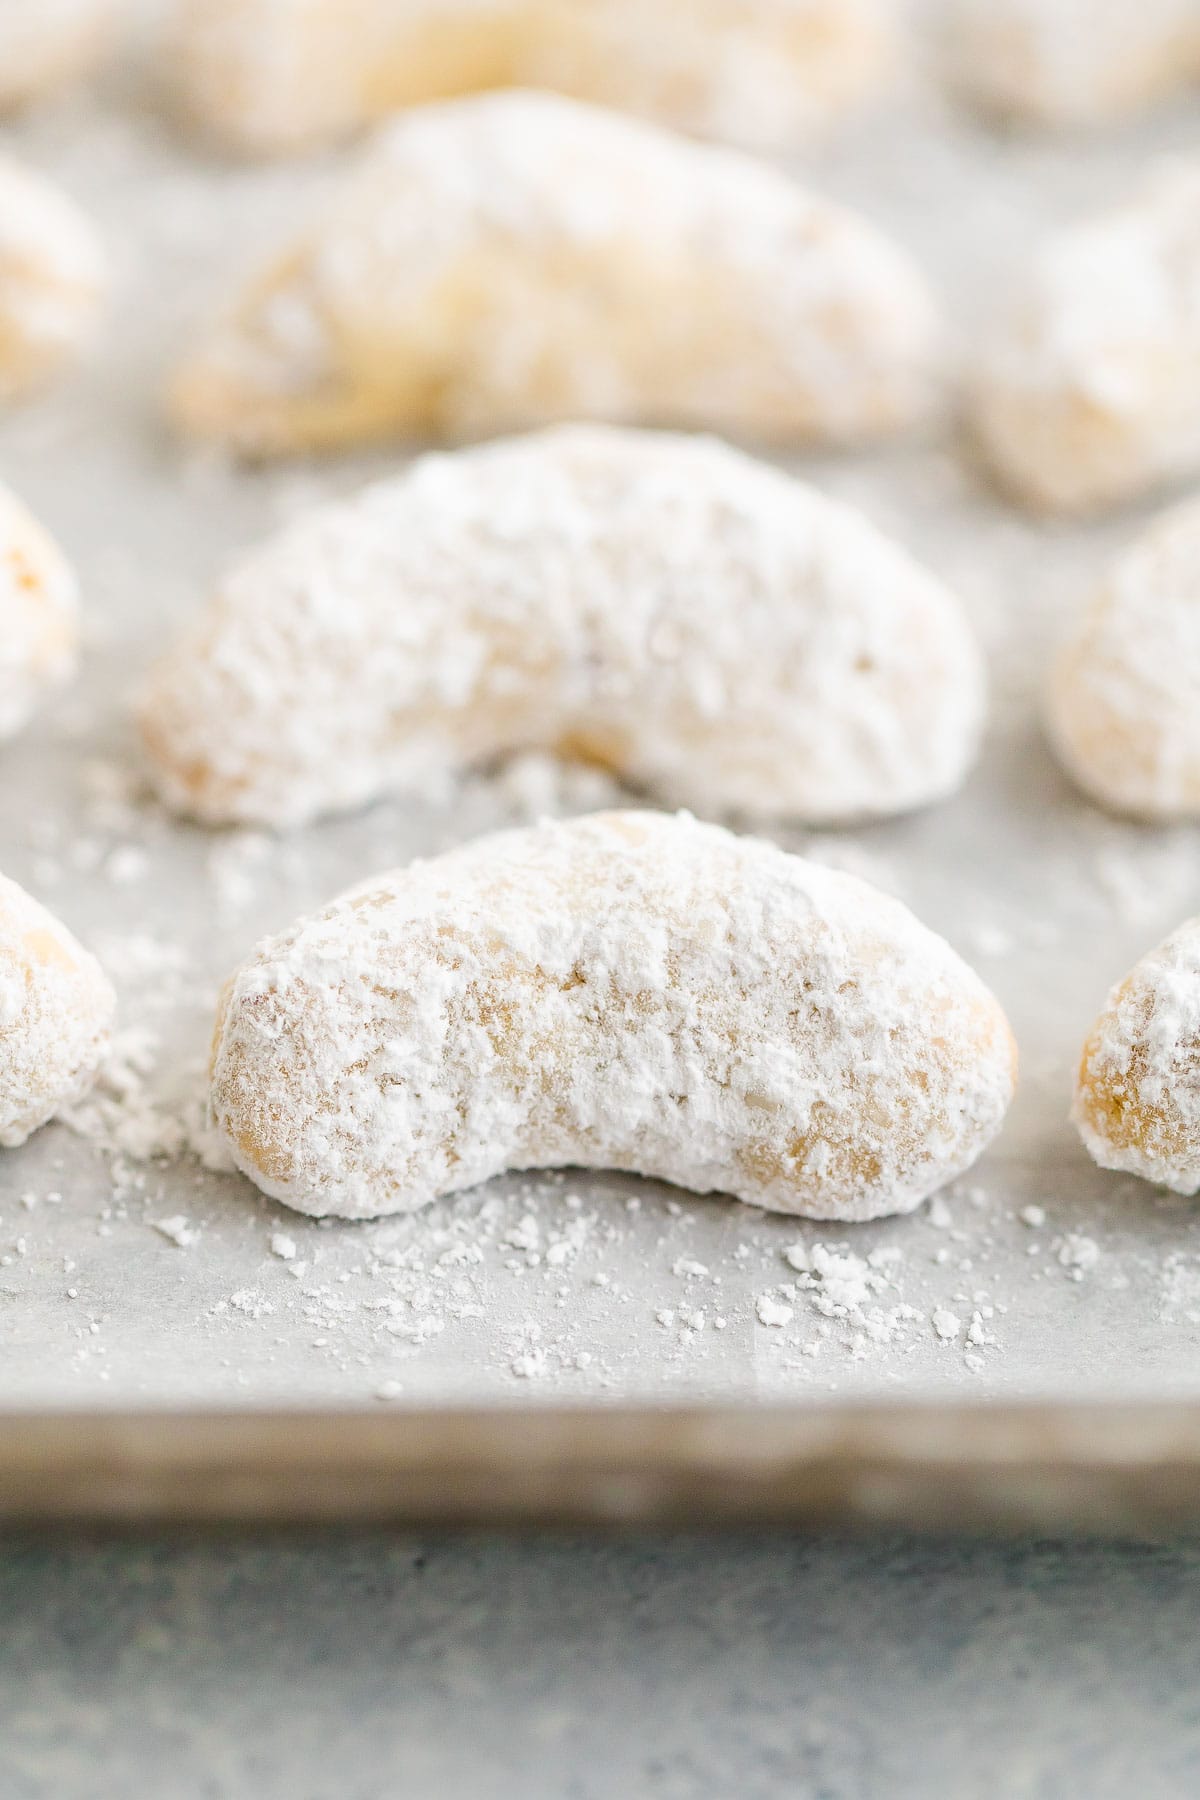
(0, 873, 114, 1147)
(169, 0, 888, 155)
(170, 90, 939, 456)
(0, 0, 119, 113)
(943, 0, 1200, 127)
(0, 155, 107, 404)
(140, 425, 985, 829)
(1047, 497, 1200, 818)
(970, 163, 1200, 514)
(1075, 918, 1200, 1193)
(0, 482, 79, 742)
(210, 811, 1017, 1221)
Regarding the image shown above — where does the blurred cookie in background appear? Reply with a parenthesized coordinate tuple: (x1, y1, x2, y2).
(0, 156, 107, 405)
(167, 0, 893, 156)
(941, 0, 1199, 128)
(0, 0, 122, 114)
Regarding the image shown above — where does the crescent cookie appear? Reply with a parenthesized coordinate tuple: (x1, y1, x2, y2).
(170, 90, 940, 456)
(0, 0, 119, 113)
(169, 0, 888, 155)
(0, 483, 79, 742)
(139, 425, 985, 829)
(943, 0, 1199, 128)
(1047, 497, 1200, 818)
(969, 163, 1200, 515)
(1075, 919, 1200, 1193)
(0, 874, 114, 1148)
(210, 811, 1017, 1222)
(0, 156, 107, 404)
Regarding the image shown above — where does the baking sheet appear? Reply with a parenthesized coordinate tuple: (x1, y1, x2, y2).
(2, 29, 1200, 1425)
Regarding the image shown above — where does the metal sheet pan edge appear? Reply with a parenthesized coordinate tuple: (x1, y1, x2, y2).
(1, 1398, 1199, 1536)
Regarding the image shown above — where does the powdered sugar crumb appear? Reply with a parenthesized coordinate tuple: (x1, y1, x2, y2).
(152, 1214, 199, 1248)
(755, 1294, 794, 1328)
(1057, 1234, 1101, 1280)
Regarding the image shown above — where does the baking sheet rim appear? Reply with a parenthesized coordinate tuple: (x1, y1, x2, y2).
(3, 1397, 1200, 1535)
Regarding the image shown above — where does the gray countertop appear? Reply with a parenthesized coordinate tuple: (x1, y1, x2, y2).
(2, 1531, 1199, 1799)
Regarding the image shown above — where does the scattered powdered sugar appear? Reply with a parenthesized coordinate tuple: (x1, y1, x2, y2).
(61, 1024, 191, 1170)
(1090, 833, 1198, 928)
(1056, 1234, 1101, 1279)
(1160, 1254, 1200, 1322)
(207, 832, 276, 921)
(771, 1240, 932, 1356)
(224, 1288, 274, 1320)
(152, 1214, 199, 1248)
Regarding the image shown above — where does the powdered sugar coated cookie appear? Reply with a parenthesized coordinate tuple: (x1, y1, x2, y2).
(0, 0, 119, 113)
(1047, 497, 1200, 818)
(210, 811, 1016, 1221)
(0, 483, 78, 742)
(0, 874, 114, 1148)
(171, 91, 940, 455)
(943, 0, 1199, 127)
(170, 0, 888, 155)
(1076, 918, 1200, 1192)
(970, 163, 1200, 514)
(140, 425, 984, 828)
(0, 155, 106, 403)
